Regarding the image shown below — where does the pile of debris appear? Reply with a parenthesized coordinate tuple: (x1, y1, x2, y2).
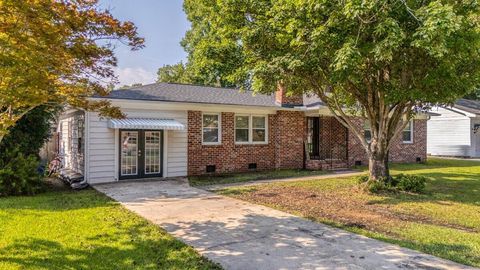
(58, 169, 89, 190)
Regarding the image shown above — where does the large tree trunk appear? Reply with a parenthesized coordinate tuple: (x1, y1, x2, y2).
(368, 155, 388, 180)
(367, 140, 390, 181)
(314, 87, 412, 183)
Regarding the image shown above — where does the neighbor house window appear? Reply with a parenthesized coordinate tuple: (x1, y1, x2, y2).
(364, 121, 372, 142)
(235, 115, 268, 144)
(202, 113, 221, 144)
(402, 121, 413, 143)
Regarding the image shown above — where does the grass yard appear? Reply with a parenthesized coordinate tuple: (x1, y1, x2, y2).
(0, 182, 220, 270)
(218, 157, 480, 267)
(189, 169, 330, 186)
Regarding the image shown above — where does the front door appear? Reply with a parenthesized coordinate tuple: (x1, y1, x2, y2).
(119, 130, 163, 180)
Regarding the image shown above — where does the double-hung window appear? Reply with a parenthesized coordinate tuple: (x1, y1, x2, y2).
(364, 120, 413, 143)
(235, 115, 250, 142)
(364, 121, 372, 142)
(235, 115, 268, 144)
(402, 120, 413, 143)
(202, 113, 221, 144)
(252, 116, 267, 142)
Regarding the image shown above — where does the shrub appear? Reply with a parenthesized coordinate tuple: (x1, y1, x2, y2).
(0, 106, 59, 158)
(395, 174, 427, 193)
(358, 175, 392, 192)
(357, 175, 369, 184)
(0, 148, 43, 196)
(0, 106, 58, 196)
(359, 174, 427, 193)
(368, 177, 397, 193)
(365, 180, 388, 193)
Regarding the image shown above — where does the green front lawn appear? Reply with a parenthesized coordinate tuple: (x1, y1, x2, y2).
(189, 169, 330, 186)
(218, 158, 480, 267)
(0, 184, 220, 270)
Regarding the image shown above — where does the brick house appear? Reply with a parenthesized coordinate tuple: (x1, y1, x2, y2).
(56, 82, 427, 184)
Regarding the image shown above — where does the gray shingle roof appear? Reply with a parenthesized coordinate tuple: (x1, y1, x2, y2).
(303, 94, 326, 108)
(103, 82, 323, 108)
(454, 99, 480, 115)
(105, 83, 278, 107)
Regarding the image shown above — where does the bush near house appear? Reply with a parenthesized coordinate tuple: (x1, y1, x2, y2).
(0, 106, 58, 196)
(0, 148, 43, 196)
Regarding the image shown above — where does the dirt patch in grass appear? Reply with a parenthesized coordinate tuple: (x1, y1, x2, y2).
(227, 184, 478, 235)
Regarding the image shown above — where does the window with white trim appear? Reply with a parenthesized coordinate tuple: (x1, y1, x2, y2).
(252, 116, 266, 142)
(364, 121, 372, 142)
(235, 115, 250, 142)
(202, 113, 220, 144)
(235, 115, 268, 144)
(402, 120, 413, 143)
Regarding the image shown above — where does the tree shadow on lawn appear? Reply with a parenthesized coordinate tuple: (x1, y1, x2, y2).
(0, 223, 219, 270)
(159, 213, 478, 268)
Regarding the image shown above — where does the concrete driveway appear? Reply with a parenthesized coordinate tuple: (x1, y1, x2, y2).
(95, 179, 475, 270)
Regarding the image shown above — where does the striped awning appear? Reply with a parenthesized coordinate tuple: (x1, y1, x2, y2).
(107, 118, 185, 130)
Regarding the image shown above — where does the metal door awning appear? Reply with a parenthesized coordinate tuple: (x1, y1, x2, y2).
(107, 118, 185, 130)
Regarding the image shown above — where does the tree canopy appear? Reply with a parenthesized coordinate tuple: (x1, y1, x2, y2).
(464, 88, 480, 100)
(181, 0, 480, 181)
(156, 62, 190, 84)
(0, 0, 144, 143)
(171, 0, 247, 88)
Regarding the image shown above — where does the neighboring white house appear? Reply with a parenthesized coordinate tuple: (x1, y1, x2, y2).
(428, 99, 480, 158)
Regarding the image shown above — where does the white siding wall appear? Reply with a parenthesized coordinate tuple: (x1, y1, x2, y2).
(86, 108, 188, 184)
(58, 111, 85, 174)
(427, 107, 473, 157)
(472, 118, 480, 157)
(86, 113, 116, 183)
(59, 120, 70, 167)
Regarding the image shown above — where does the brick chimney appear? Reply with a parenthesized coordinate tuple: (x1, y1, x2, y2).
(275, 83, 303, 107)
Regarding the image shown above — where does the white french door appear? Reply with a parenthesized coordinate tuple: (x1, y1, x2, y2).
(120, 130, 163, 179)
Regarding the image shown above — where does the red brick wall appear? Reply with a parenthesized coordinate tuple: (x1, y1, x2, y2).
(318, 116, 348, 160)
(389, 120, 427, 163)
(188, 110, 427, 175)
(188, 110, 305, 175)
(274, 111, 305, 169)
(275, 85, 303, 106)
(347, 119, 427, 166)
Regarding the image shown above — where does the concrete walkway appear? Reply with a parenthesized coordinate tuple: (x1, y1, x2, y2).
(95, 179, 476, 270)
(201, 170, 363, 191)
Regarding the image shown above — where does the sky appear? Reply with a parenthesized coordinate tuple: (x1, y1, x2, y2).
(99, 0, 190, 86)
